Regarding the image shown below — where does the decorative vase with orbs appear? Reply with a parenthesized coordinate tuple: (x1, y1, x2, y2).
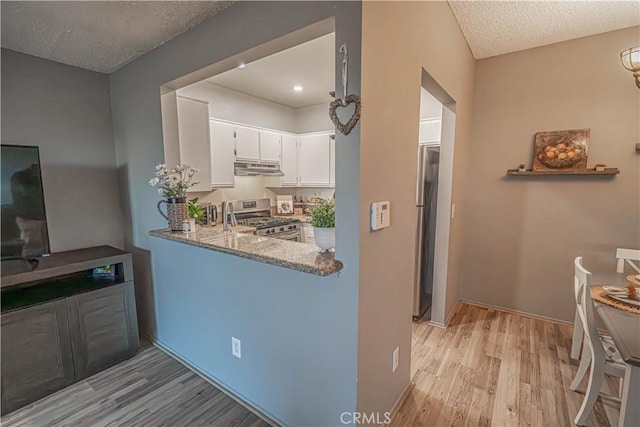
(157, 197, 189, 231)
(314, 227, 335, 252)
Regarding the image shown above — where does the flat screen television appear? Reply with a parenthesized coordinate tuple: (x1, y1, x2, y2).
(1, 144, 50, 260)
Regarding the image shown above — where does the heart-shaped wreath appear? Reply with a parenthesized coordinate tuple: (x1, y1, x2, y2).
(329, 92, 361, 136)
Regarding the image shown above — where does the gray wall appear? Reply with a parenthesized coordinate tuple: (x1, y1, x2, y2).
(109, 2, 362, 425)
(461, 27, 640, 322)
(1, 49, 124, 252)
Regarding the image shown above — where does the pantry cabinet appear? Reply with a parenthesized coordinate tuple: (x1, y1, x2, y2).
(299, 133, 333, 187)
(235, 126, 260, 162)
(209, 120, 235, 187)
(177, 97, 212, 192)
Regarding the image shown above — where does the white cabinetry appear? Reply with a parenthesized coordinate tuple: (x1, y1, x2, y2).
(419, 119, 442, 145)
(177, 97, 211, 192)
(329, 136, 336, 187)
(303, 223, 315, 246)
(209, 120, 235, 187)
(299, 133, 332, 187)
(280, 134, 298, 186)
(235, 126, 260, 161)
(259, 131, 281, 163)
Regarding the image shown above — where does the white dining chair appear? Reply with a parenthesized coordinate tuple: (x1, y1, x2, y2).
(571, 248, 640, 361)
(616, 248, 640, 274)
(570, 257, 626, 426)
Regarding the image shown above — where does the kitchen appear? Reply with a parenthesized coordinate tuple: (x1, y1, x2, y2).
(159, 33, 336, 252)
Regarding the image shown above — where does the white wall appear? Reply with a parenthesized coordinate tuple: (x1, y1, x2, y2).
(295, 103, 334, 133)
(1, 49, 124, 252)
(178, 82, 297, 132)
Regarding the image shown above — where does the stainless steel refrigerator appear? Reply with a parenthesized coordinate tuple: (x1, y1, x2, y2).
(413, 145, 440, 320)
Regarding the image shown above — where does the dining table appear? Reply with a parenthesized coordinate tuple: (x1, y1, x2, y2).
(593, 275, 640, 427)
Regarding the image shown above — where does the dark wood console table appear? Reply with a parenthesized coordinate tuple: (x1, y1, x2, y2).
(1, 246, 139, 415)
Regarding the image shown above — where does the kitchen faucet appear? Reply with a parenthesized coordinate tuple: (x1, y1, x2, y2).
(222, 201, 237, 231)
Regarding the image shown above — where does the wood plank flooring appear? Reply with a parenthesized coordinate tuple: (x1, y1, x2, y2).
(1, 345, 270, 427)
(392, 303, 621, 427)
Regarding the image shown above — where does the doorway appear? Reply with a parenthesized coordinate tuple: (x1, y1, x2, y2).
(411, 70, 457, 327)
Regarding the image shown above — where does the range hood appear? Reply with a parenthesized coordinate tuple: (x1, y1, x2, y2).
(234, 161, 284, 177)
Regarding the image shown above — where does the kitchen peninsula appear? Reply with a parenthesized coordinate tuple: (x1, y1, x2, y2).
(149, 224, 342, 276)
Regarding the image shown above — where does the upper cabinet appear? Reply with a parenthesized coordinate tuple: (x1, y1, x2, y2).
(235, 126, 260, 162)
(177, 97, 212, 192)
(330, 136, 335, 187)
(299, 133, 333, 187)
(259, 131, 281, 163)
(280, 134, 299, 187)
(209, 120, 235, 188)
(419, 119, 442, 145)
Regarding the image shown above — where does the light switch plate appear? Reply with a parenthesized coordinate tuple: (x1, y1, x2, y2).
(371, 201, 390, 230)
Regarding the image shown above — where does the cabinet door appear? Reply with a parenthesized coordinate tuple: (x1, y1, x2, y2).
(299, 134, 331, 187)
(259, 131, 281, 163)
(303, 224, 316, 245)
(1, 300, 75, 414)
(67, 282, 139, 379)
(419, 119, 442, 145)
(281, 134, 299, 186)
(329, 135, 336, 188)
(210, 120, 235, 187)
(235, 126, 260, 162)
(177, 97, 211, 192)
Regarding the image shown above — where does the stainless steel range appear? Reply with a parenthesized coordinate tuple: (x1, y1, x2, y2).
(223, 198, 302, 242)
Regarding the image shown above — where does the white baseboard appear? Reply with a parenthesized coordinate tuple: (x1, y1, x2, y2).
(148, 337, 282, 427)
(461, 299, 573, 327)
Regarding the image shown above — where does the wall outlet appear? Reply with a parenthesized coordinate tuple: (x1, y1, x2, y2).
(451, 203, 456, 219)
(392, 347, 399, 372)
(232, 337, 241, 359)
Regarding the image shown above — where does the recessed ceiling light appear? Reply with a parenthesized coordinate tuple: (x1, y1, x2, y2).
(237, 63, 246, 69)
(293, 85, 303, 92)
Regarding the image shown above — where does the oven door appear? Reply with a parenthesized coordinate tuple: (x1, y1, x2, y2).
(274, 229, 301, 242)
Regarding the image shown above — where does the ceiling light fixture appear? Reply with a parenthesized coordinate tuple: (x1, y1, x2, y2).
(293, 85, 303, 92)
(620, 46, 640, 89)
(237, 63, 246, 69)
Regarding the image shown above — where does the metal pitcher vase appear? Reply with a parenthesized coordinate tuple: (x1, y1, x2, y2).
(157, 197, 188, 231)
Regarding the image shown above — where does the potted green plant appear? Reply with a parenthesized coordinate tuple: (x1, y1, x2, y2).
(310, 199, 335, 251)
(188, 197, 204, 223)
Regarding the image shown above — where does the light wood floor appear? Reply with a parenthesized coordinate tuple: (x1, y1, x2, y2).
(392, 303, 621, 427)
(1, 345, 270, 427)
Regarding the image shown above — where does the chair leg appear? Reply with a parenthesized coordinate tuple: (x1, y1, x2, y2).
(570, 345, 591, 391)
(574, 353, 605, 426)
(571, 309, 584, 360)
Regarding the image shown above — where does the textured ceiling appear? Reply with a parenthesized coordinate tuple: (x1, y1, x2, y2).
(206, 33, 334, 109)
(1, 1, 234, 74)
(448, 1, 640, 59)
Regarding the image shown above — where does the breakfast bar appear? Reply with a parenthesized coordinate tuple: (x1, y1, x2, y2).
(149, 224, 343, 277)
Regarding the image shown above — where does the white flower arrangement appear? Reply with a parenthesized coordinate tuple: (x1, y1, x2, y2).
(149, 163, 199, 199)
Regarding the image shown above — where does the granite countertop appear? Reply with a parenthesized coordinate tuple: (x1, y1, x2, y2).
(149, 224, 342, 277)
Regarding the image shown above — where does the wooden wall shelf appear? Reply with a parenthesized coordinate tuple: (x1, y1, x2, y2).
(506, 168, 620, 176)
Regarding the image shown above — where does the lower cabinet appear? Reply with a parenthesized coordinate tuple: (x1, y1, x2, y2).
(0, 281, 139, 415)
(1, 300, 75, 414)
(67, 282, 139, 379)
(303, 223, 316, 246)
